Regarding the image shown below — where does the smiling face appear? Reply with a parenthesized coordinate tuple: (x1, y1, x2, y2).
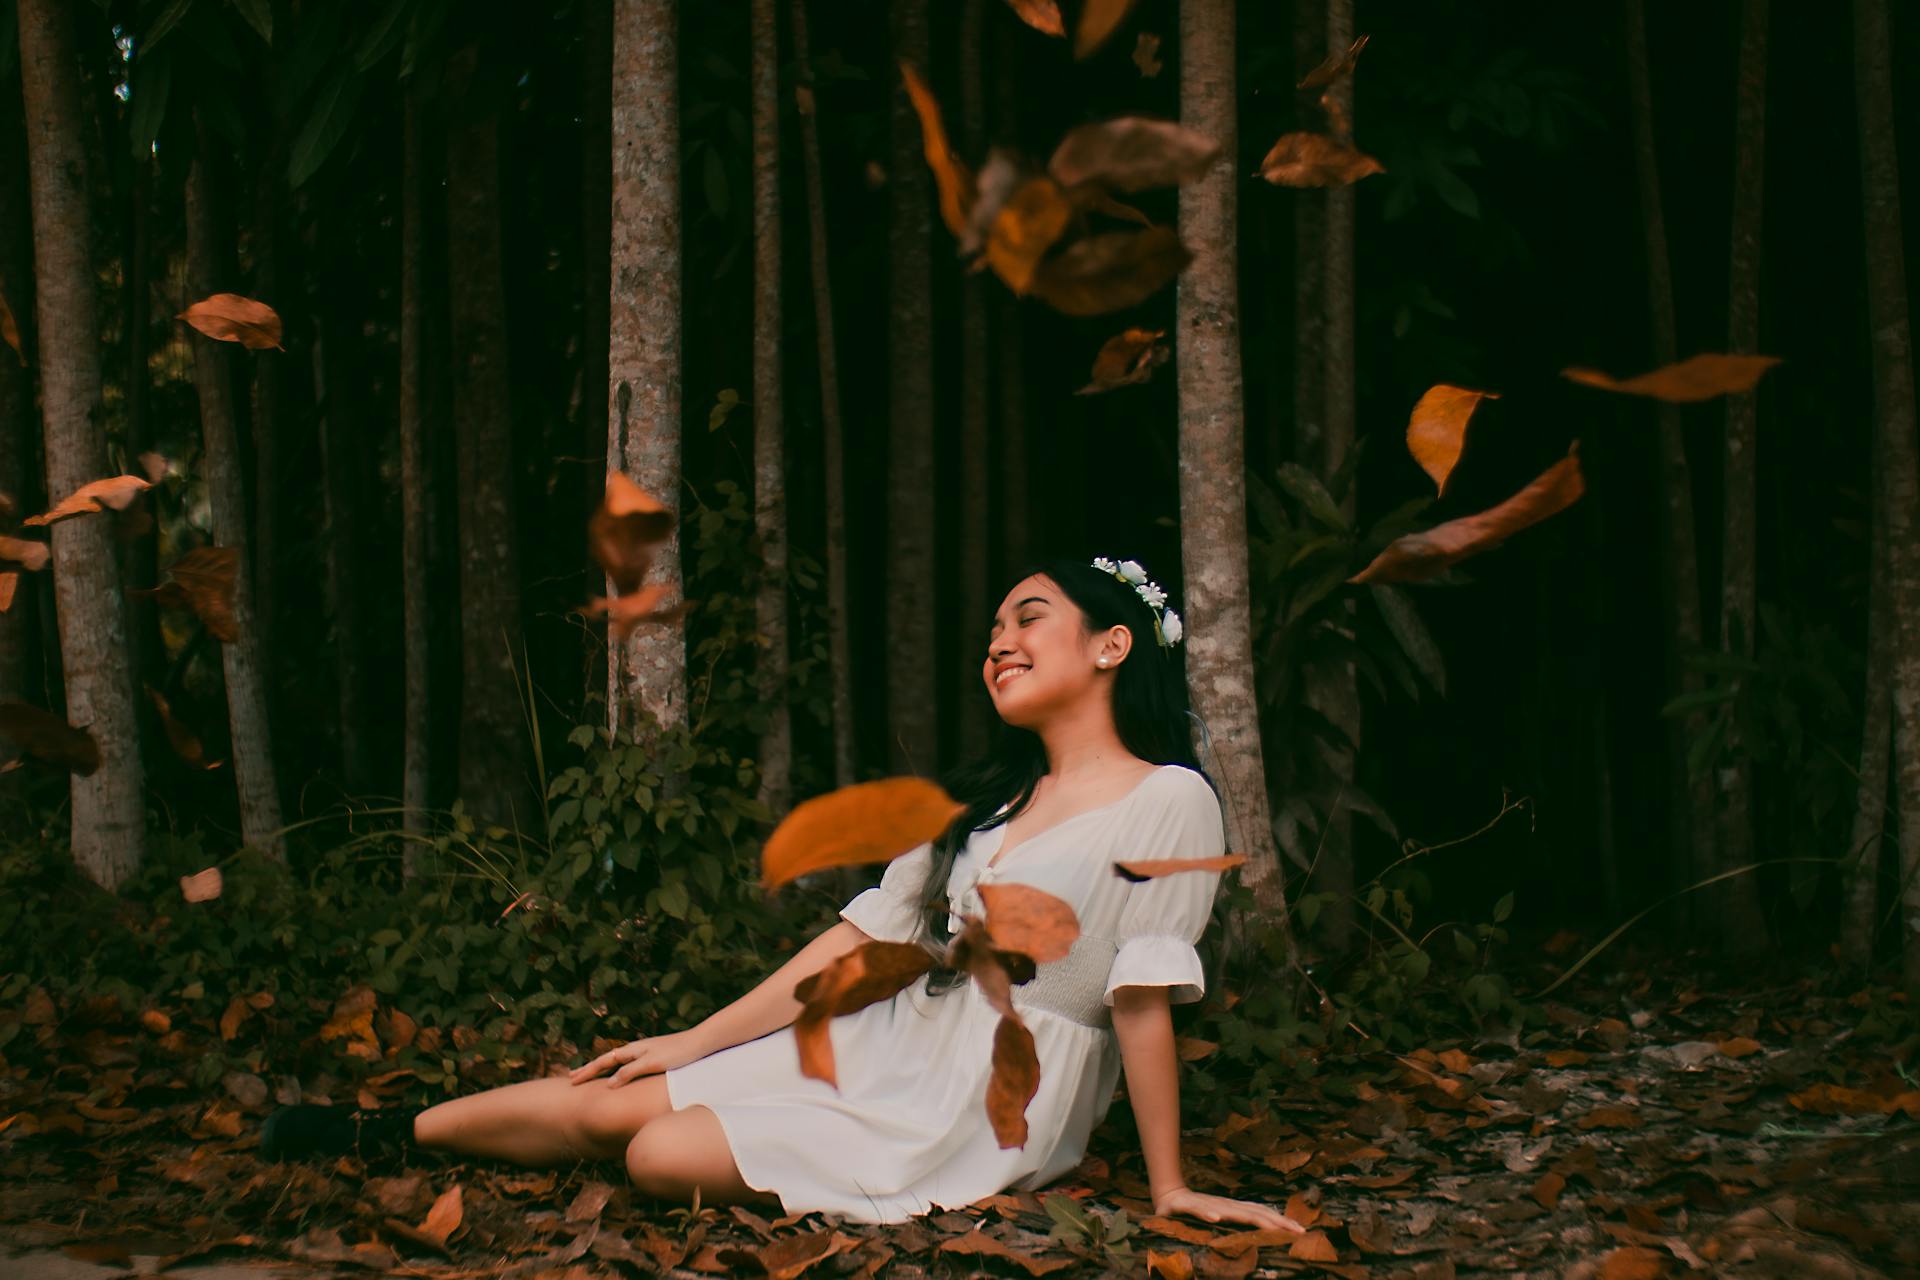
(983, 574, 1132, 727)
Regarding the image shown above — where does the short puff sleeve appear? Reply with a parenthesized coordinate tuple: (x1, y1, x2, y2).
(838, 839, 933, 943)
(1102, 769, 1227, 1007)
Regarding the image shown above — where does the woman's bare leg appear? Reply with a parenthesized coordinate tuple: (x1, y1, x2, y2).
(624, 1104, 780, 1211)
(412, 1073, 674, 1165)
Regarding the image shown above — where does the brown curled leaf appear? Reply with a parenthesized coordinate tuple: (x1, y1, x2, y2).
(1560, 353, 1781, 403)
(0, 701, 101, 775)
(1027, 226, 1192, 317)
(177, 293, 285, 350)
(977, 882, 1080, 964)
(24, 475, 154, 527)
(1407, 385, 1500, 496)
(1298, 33, 1370, 88)
(1047, 117, 1221, 193)
(1349, 446, 1586, 584)
(1113, 853, 1249, 882)
(761, 777, 966, 889)
(1077, 327, 1169, 394)
(898, 60, 977, 241)
(1257, 132, 1384, 187)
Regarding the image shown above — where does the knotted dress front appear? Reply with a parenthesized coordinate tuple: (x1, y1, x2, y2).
(663, 762, 1228, 1224)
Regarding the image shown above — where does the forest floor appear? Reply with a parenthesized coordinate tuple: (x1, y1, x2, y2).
(2, 970, 1917, 1280)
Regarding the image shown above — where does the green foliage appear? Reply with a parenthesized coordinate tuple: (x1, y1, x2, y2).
(1043, 1193, 1135, 1264)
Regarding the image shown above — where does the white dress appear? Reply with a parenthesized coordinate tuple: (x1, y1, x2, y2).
(663, 763, 1228, 1224)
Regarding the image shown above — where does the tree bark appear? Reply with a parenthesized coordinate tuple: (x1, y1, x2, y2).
(184, 119, 284, 858)
(1851, 0, 1920, 988)
(16, 0, 147, 889)
(581, 0, 613, 712)
(750, 0, 793, 816)
(1842, 445, 1891, 966)
(400, 95, 431, 853)
(886, 0, 937, 777)
(608, 0, 687, 743)
(1624, 0, 1717, 929)
(1716, 0, 1770, 946)
(1, 84, 37, 711)
(248, 175, 283, 701)
(446, 44, 532, 827)
(1178, 0, 1299, 972)
(790, 0, 855, 791)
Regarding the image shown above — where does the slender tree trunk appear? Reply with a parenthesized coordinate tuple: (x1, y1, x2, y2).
(400, 95, 431, 854)
(183, 120, 283, 858)
(1716, 0, 1770, 947)
(609, 0, 687, 743)
(122, 152, 161, 692)
(446, 44, 532, 828)
(17, 0, 146, 889)
(991, 19, 1029, 579)
(886, 0, 937, 777)
(790, 0, 855, 791)
(1624, 0, 1717, 929)
(1842, 455, 1892, 966)
(750, 0, 793, 816)
(582, 0, 613, 713)
(248, 168, 282, 712)
(1, 86, 37, 710)
(1178, 0, 1299, 973)
(956, 0, 991, 763)
(1851, 0, 1920, 989)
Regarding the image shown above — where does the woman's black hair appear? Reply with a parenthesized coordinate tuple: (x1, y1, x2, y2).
(910, 553, 1224, 998)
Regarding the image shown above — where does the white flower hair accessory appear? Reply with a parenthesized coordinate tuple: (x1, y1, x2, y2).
(1090, 556, 1184, 649)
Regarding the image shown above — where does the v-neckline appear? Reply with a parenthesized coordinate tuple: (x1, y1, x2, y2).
(982, 764, 1173, 872)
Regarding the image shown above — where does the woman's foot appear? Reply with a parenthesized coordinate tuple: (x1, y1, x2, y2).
(259, 1103, 423, 1167)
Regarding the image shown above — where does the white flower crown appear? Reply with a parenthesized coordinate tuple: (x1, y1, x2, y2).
(1090, 556, 1184, 648)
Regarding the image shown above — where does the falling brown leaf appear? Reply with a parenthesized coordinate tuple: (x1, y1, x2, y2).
(899, 60, 977, 241)
(588, 470, 675, 594)
(1348, 445, 1585, 584)
(1174, 1036, 1217, 1061)
(1077, 327, 1169, 395)
(137, 451, 171, 485)
(977, 882, 1080, 963)
(1001, 0, 1065, 37)
(1298, 33, 1371, 88)
(147, 686, 219, 769)
(792, 942, 934, 1087)
(0, 291, 22, 366)
(761, 776, 965, 888)
(964, 147, 1028, 255)
(987, 1015, 1040, 1147)
(582, 585, 694, 642)
(163, 546, 240, 642)
(1133, 32, 1163, 77)
(24, 475, 155, 527)
(1066, 182, 1152, 226)
(1047, 118, 1222, 193)
(0, 535, 47, 571)
(1028, 226, 1193, 316)
(985, 176, 1077, 294)
(0, 573, 14, 614)
(1408, 385, 1498, 495)
(1257, 132, 1385, 187)
(1114, 852, 1247, 881)
(1074, 0, 1136, 59)
(1561, 353, 1781, 403)
(176, 293, 284, 350)
(180, 867, 224, 903)
(0, 701, 101, 775)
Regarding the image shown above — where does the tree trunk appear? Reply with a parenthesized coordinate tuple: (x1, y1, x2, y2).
(791, 0, 855, 792)
(608, 0, 687, 743)
(1842, 448, 1891, 966)
(400, 94, 431, 853)
(183, 120, 283, 858)
(1624, 0, 1717, 930)
(991, 18, 1029, 580)
(1, 84, 38, 710)
(122, 149, 162, 696)
(1851, 0, 1920, 989)
(1178, 0, 1299, 973)
(582, 0, 613, 712)
(446, 44, 532, 828)
(750, 0, 793, 816)
(956, 0, 991, 764)
(248, 167, 283, 713)
(1716, 0, 1770, 947)
(16, 0, 146, 889)
(886, 0, 937, 777)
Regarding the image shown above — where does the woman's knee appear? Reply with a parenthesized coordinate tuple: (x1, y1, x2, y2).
(623, 1120, 679, 1197)
(575, 1075, 671, 1156)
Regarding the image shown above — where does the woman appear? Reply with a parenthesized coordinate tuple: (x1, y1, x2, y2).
(262, 555, 1299, 1232)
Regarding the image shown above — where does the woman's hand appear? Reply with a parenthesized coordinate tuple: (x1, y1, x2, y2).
(1151, 1185, 1303, 1233)
(568, 1028, 713, 1088)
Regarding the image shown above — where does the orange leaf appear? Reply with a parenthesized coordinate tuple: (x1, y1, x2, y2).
(1257, 132, 1384, 187)
(165, 546, 240, 642)
(977, 882, 1080, 963)
(1146, 1247, 1194, 1279)
(1114, 852, 1247, 881)
(419, 1183, 464, 1245)
(1560, 353, 1780, 403)
(1027, 226, 1192, 316)
(140, 1009, 171, 1034)
(791, 942, 933, 1087)
(1074, 0, 1135, 59)
(147, 685, 218, 769)
(1001, 0, 1065, 37)
(180, 867, 224, 903)
(1577, 1105, 1643, 1131)
(219, 995, 249, 1042)
(1076, 327, 1169, 395)
(0, 701, 101, 775)
(1048, 118, 1221, 193)
(761, 776, 965, 888)
(1408, 385, 1498, 495)
(985, 176, 1076, 295)
(1544, 1048, 1589, 1067)
(1174, 1036, 1217, 1061)
(1349, 445, 1585, 584)
(0, 535, 49, 572)
(0, 573, 16, 614)
(1598, 1246, 1668, 1280)
(898, 60, 976, 241)
(1210, 1226, 1309, 1257)
(588, 470, 675, 594)
(1531, 1170, 1566, 1209)
(1288, 1231, 1338, 1262)
(0, 288, 23, 366)
(583, 584, 693, 642)
(987, 1014, 1040, 1147)
(176, 293, 284, 350)
(24, 475, 154, 527)
(1716, 1035, 1762, 1058)
(1133, 33, 1163, 77)
(938, 1227, 1076, 1275)
(1298, 34, 1370, 88)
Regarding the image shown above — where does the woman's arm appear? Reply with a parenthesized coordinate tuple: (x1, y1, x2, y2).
(689, 917, 873, 1055)
(1111, 984, 1302, 1231)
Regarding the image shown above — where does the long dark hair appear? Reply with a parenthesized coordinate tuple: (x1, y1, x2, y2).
(912, 554, 1221, 997)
